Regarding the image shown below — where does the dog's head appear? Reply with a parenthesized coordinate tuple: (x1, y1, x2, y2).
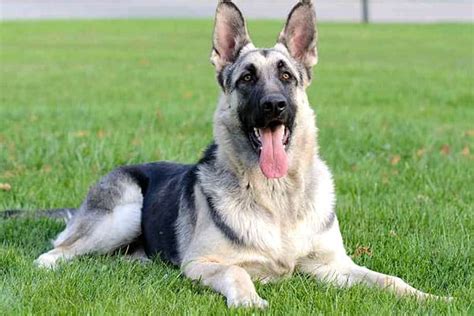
(212, 0, 318, 179)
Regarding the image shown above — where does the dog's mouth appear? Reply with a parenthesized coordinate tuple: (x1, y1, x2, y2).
(248, 121, 291, 179)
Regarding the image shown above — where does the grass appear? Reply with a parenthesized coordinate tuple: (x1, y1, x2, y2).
(0, 20, 473, 315)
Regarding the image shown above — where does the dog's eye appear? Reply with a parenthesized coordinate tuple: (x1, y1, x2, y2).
(242, 74, 253, 82)
(281, 72, 292, 81)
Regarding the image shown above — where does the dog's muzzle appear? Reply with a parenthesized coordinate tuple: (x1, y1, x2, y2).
(247, 93, 292, 179)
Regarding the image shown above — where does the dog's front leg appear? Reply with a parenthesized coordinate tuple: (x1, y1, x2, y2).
(300, 255, 452, 301)
(183, 260, 268, 309)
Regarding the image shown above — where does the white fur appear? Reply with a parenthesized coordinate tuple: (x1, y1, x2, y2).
(35, 183, 143, 269)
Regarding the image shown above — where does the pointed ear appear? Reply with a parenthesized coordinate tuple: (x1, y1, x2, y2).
(277, 0, 318, 69)
(211, 0, 252, 72)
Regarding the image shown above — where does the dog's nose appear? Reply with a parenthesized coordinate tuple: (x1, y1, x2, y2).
(260, 94, 287, 117)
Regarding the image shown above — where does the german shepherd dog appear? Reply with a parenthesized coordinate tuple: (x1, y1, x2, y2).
(18, 0, 449, 308)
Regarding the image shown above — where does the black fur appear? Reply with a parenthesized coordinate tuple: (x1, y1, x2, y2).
(236, 63, 297, 137)
(121, 143, 220, 264)
(204, 193, 243, 245)
(260, 49, 270, 57)
(197, 144, 243, 244)
(322, 211, 335, 232)
(217, 69, 225, 89)
(123, 162, 193, 264)
(197, 143, 218, 165)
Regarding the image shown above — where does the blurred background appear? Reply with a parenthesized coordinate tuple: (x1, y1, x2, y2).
(2, 0, 473, 22)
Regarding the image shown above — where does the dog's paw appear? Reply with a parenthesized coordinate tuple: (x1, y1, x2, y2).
(227, 293, 268, 309)
(435, 295, 454, 303)
(444, 296, 454, 303)
(416, 292, 454, 303)
(34, 253, 60, 269)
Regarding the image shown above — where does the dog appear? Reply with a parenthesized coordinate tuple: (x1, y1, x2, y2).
(10, 0, 449, 308)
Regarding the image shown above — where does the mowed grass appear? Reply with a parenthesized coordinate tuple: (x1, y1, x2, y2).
(0, 20, 473, 315)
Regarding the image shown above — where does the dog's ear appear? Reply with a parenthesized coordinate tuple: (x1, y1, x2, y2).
(277, 0, 318, 69)
(211, 0, 252, 72)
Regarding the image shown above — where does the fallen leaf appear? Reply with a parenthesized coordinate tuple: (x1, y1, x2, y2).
(74, 130, 89, 138)
(182, 91, 193, 99)
(461, 146, 470, 157)
(132, 137, 142, 146)
(390, 155, 401, 165)
(416, 148, 426, 157)
(0, 183, 12, 191)
(155, 109, 163, 121)
(139, 58, 150, 66)
(42, 165, 52, 173)
(352, 246, 372, 258)
(2, 171, 15, 178)
(440, 144, 450, 155)
(465, 130, 474, 137)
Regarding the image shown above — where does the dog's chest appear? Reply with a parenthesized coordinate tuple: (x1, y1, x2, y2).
(209, 175, 324, 277)
(221, 185, 306, 247)
(226, 196, 318, 274)
(238, 218, 318, 280)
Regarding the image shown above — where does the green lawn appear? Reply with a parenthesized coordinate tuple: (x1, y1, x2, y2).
(0, 20, 473, 315)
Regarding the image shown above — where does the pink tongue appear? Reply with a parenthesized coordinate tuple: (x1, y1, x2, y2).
(259, 125, 288, 179)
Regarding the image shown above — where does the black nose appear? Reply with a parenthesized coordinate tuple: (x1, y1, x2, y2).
(260, 94, 287, 118)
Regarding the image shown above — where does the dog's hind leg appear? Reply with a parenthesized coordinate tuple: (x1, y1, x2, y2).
(35, 170, 144, 269)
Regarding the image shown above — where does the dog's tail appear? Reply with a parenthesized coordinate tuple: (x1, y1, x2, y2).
(1, 208, 77, 222)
